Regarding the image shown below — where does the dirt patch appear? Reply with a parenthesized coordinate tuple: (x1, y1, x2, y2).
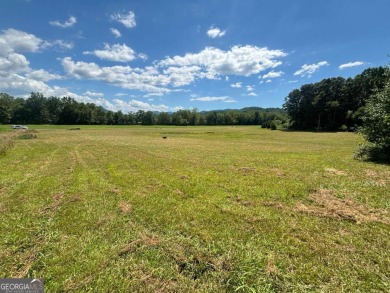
(110, 187, 121, 194)
(324, 168, 348, 176)
(118, 201, 132, 214)
(296, 189, 389, 224)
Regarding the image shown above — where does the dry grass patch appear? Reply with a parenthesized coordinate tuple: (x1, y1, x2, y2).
(296, 188, 389, 224)
(237, 166, 256, 174)
(364, 169, 389, 187)
(118, 201, 133, 214)
(119, 233, 161, 256)
(324, 167, 348, 176)
(262, 201, 284, 209)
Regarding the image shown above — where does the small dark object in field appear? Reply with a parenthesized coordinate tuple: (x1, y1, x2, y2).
(162, 136, 167, 139)
(69, 128, 81, 130)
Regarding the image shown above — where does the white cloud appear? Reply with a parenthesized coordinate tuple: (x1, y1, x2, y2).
(207, 26, 226, 38)
(110, 28, 122, 38)
(82, 91, 104, 97)
(83, 43, 139, 62)
(339, 61, 365, 70)
(138, 53, 148, 60)
(26, 69, 62, 81)
(231, 82, 242, 88)
(294, 61, 329, 77)
(262, 70, 284, 79)
(288, 80, 298, 83)
(190, 96, 236, 103)
(162, 65, 201, 87)
(44, 40, 74, 51)
(110, 11, 136, 28)
(49, 16, 77, 28)
(246, 85, 254, 92)
(61, 57, 171, 94)
(159, 45, 287, 77)
(0, 28, 43, 54)
(0, 53, 30, 74)
(112, 99, 171, 112)
(247, 92, 257, 96)
(61, 44, 287, 97)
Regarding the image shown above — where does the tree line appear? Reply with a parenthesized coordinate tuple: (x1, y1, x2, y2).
(283, 66, 388, 131)
(0, 92, 287, 128)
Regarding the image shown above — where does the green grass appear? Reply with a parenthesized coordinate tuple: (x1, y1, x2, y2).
(0, 125, 389, 292)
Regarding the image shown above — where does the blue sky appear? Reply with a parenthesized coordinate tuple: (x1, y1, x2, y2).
(1, 0, 389, 112)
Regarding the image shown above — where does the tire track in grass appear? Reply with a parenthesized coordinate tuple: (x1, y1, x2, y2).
(0, 137, 83, 277)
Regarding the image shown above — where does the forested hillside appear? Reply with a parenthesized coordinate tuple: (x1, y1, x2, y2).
(0, 92, 287, 127)
(283, 67, 388, 130)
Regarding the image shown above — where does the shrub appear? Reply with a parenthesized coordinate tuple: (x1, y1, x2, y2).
(339, 125, 348, 132)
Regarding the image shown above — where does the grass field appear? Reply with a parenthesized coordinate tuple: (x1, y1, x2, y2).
(0, 125, 389, 292)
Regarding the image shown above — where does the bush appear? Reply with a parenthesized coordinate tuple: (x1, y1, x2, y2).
(339, 125, 348, 132)
(18, 133, 37, 139)
(355, 143, 390, 162)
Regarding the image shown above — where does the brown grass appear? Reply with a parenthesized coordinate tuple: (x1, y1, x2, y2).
(296, 189, 389, 224)
(118, 201, 132, 214)
(118, 233, 161, 256)
(324, 168, 348, 176)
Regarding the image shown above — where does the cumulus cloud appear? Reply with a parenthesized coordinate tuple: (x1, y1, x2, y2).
(247, 92, 257, 96)
(207, 26, 226, 38)
(110, 28, 122, 38)
(159, 45, 287, 77)
(61, 44, 287, 97)
(231, 82, 242, 88)
(246, 85, 254, 92)
(49, 16, 77, 28)
(26, 69, 62, 82)
(44, 39, 74, 51)
(82, 91, 104, 97)
(0, 53, 30, 74)
(0, 28, 43, 54)
(262, 70, 284, 79)
(294, 61, 328, 77)
(162, 65, 201, 87)
(190, 96, 236, 103)
(83, 43, 140, 62)
(110, 11, 136, 28)
(61, 57, 171, 94)
(112, 99, 170, 112)
(339, 61, 365, 70)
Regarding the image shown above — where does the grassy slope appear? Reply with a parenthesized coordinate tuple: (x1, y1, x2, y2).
(0, 125, 389, 292)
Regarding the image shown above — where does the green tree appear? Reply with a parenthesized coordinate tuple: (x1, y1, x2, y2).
(357, 68, 390, 162)
(0, 93, 15, 124)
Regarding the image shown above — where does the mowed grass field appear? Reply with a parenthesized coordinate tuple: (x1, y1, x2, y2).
(0, 125, 389, 292)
